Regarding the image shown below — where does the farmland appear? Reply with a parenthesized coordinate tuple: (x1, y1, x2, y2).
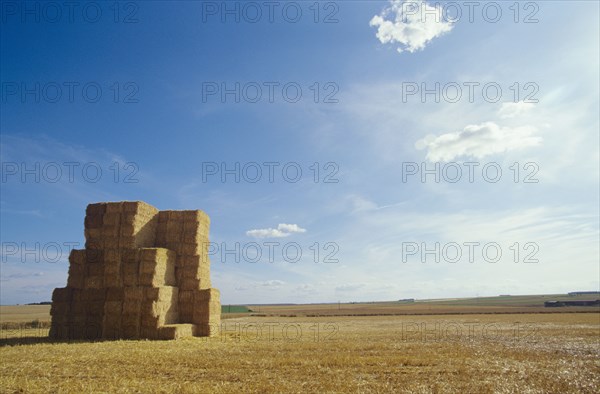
(1, 298, 599, 393)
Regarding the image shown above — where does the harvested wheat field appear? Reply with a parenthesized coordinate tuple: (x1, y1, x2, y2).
(1, 313, 598, 393)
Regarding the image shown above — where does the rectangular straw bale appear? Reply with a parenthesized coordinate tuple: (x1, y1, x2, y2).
(102, 225, 120, 238)
(197, 288, 220, 302)
(139, 248, 176, 287)
(84, 275, 104, 289)
(104, 261, 121, 276)
(124, 287, 144, 302)
(159, 324, 196, 340)
(155, 229, 167, 246)
(171, 211, 185, 221)
(122, 300, 141, 316)
(121, 314, 140, 339)
(84, 230, 102, 249)
(122, 201, 145, 213)
(182, 210, 210, 226)
(104, 273, 122, 288)
(102, 324, 122, 340)
(67, 323, 85, 340)
(195, 321, 220, 337)
(69, 249, 87, 265)
(87, 288, 107, 302)
(103, 212, 121, 226)
(71, 298, 87, 312)
(50, 301, 70, 317)
(104, 249, 121, 265)
(87, 261, 105, 277)
(178, 278, 200, 291)
(122, 261, 139, 287)
(52, 287, 73, 303)
(49, 323, 68, 340)
(139, 326, 160, 340)
(67, 265, 85, 289)
(86, 202, 107, 217)
(86, 303, 105, 322)
(86, 249, 104, 264)
(105, 202, 123, 213)
(181, 243, 201, 256)
(71, 314, 87, 326)
(82, 321, 103, 340)
(104, 300, 123, 316)
(178, 306, 193, 323)
(121, 248, 139, 263)
(106, 287, 125, 302)
(84, 213, 103, 229)
(144, 286, 178, 303)
(72, 289, 85, 302)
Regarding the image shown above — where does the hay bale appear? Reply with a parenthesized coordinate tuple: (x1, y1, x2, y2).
(104, 273, 122, 288)
(50, 301, 70, 317)
(122, 261, 139, 287)
(181, 243, 200, 256)
(121, 248, 139, 263)
(159, 324, 196, 340)
(72, 289, 85, 302)
(102, 225, 120, 238)
(195, 322, 220, 337)
(103, 212, 121, 226)
(106, 287, 125, 302)
(144, 286, 178, 303)
(121, 314, 140, 339)
(69, 249, 87, 265)
(67, 264, 85, 289)
(139, 248, 176, 287)
(139, 326, 160, 340)
(86, 202, 107, 217)
(104, 300, 123, 315)
(84, 275, 104, 289)
(82, 321, 103, 340)
(84, 213, 104, 229)
(102, 301, 123, 339)
(124, 287, 144, 302)
(87, 288, 107, 302)
(52, 287, 73, 303)
(50, 200, 221, 340)
(87, 261, 105, 276)
(86, 249, 104, 264)
(105, 202, 123, 213)
(197, 288, 219, 302)
(103, 236, 120, 249)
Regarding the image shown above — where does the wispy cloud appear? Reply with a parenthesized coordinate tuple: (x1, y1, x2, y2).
(498, 101, 536, 119)
(416, 121, 541, 162)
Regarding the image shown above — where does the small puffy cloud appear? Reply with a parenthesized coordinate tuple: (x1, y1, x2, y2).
(246, 223, 306, 238)
(416, 122, 541, 162)
(498, 101, 535, 118)
(370, 0, 454, 53)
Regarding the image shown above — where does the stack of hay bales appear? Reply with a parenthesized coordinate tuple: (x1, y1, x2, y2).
(49, 201, 221, 340)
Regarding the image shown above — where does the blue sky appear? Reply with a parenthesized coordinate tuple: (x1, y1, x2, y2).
(1, 1, 599, 305)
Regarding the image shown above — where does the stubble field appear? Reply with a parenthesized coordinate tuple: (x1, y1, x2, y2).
(1, 312, 599, 393)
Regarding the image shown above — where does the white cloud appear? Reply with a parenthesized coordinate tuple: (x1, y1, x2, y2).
(370, 0, 454, 53)
(246, 223, 306, 238)
(416, 121, 541, 162)
(499, 101, 536, 119)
